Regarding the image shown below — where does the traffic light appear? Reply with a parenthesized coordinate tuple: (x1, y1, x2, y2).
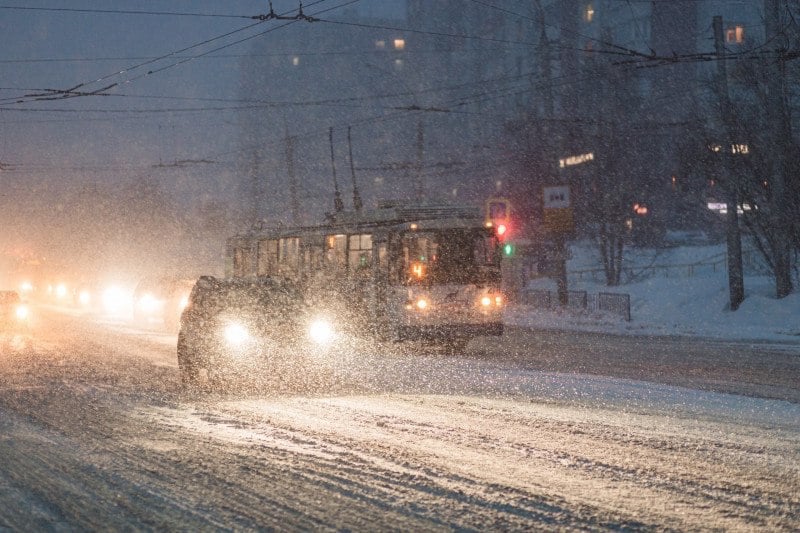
(496, 223, 508, 239)
(485, 197, 512, 240)
(502, 242, 515, 257)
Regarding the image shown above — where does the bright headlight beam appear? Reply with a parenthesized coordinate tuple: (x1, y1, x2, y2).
(308, 319, 334, 345)
(103, 286, 130, 315)
(224, 323, 250, 346)
(138, 293, 162, 314)
(15, 305, 29, 320)
(78, 290, 91, 305)
(55, 284, 68, 299)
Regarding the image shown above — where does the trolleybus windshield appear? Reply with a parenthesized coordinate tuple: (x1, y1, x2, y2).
(401, 229, 499, 285)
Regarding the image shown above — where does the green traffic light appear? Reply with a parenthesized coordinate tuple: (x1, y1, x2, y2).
(503, 243, 514, 256)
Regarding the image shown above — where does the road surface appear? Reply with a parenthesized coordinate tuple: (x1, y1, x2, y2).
(0, 305, 798, 530)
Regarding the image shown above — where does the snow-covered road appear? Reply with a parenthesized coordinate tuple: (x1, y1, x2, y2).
(0, 306, 798, 530)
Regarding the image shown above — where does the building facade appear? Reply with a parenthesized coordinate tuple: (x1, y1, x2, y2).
(236, 0, 788, 241)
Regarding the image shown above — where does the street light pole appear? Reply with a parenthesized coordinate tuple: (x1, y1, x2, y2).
(713, 15, 744, 311)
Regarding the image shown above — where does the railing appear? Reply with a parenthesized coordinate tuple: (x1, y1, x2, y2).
(519, 289, 631, 321)
(570, 249, 763, 283)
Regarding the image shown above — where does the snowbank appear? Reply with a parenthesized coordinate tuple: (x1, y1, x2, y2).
(509, 241, 800, 345)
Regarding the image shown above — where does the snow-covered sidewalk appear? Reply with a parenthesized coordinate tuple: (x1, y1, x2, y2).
(511, 242, 800, 347)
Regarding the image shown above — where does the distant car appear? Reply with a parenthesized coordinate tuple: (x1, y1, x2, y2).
(0, 290, 30, 328)
(177, 276, 335, 392)
(133, 277, 196, 332)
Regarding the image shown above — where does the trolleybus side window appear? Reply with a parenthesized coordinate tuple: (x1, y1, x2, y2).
(301, 245, 324, 277)
(377, 242, 388, 270)
(388, 234, 404, 284)
(233, 246, 253, 277)
(257, 239, 278, 276)
(278, 237, 300, 276)
(348, 234, 372, 273)
(325, 234, 347, 271)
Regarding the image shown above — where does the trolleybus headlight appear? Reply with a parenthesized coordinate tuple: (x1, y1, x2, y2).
(479, 294, 503, 308)
(405, 297, 430, 312)
(308, 318, 335, 345)
(224, 322, 250, 346)
(416, 297, 429, 311)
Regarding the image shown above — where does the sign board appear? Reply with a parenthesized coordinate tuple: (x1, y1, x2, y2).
(542, 185, 574, 234)
(543, 186, 570, 209)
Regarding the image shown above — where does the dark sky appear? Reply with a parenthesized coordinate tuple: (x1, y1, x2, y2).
(0, 1, 404, 197)
(0, 1, 397, 275)
(2, 2, 269, 182)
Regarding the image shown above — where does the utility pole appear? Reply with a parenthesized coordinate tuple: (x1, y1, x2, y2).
(764, 0, 794, 298)
(536, 0, 569, 305)
(713, 16, 745, 311)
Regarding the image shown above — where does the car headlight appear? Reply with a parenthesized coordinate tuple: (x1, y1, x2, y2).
(103, 286, 132, 315)
(308, 318, 335, 345)
(55, 284, 68, 299)
(15, 305, 29, 320)
(224, 322, 250, 346)
(78, 290, 92, 306)
(137, 293, 163, 314)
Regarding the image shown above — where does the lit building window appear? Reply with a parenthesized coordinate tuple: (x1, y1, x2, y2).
(584, 3, 595, 22)
(726, 25, 745, 43)
(292, 56, 300, 66)
(709, 143, 749, 154)
(393, 38, 405, 50)
(375, 40, 386, 49)
(559, 152, 594, 168)
(732, 144, 749, 154)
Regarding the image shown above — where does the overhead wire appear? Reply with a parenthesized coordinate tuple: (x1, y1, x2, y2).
(1, 41, 712, 168)
(0, 0, 345, 106)
(0, 5, 253, 19)
(0, 66, 546, 115)
(0, 46, 519, 65)
(6, 1, 790, 177)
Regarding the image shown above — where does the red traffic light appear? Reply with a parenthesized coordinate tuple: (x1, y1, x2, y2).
(496, 223, 508, 238)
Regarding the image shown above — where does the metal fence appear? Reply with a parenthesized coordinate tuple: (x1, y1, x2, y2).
(598, 292, 631, 321)
(571, 249, 765, 283)
(519, 288, 631, 321)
